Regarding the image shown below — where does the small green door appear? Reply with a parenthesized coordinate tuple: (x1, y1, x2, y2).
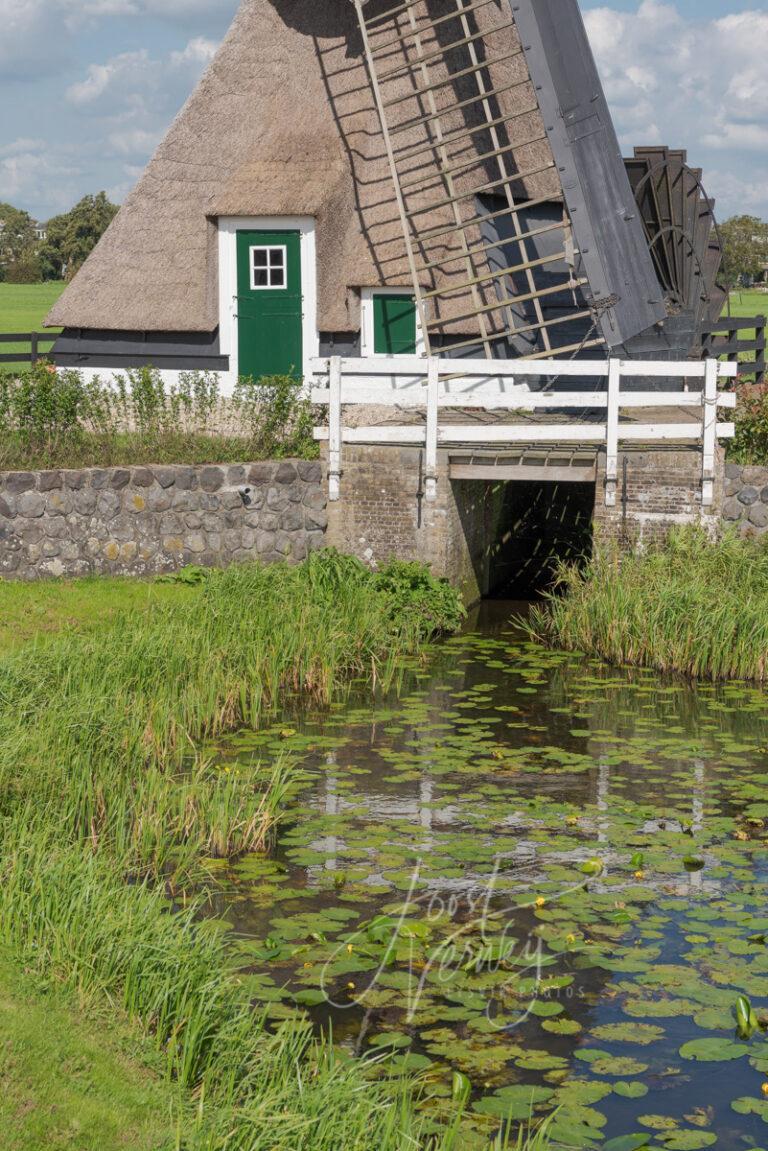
(236, 230, 303, 380)
(373, 293, 417, 355)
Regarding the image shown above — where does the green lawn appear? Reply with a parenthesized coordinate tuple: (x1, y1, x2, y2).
(0, 282, 64, 366)
(0, 576, 195, 655)
(727, 288, 768, 320)
(0, 951, 176, 1151)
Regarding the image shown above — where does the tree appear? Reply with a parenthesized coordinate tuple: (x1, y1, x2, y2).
(719, 215, 768, 288)
(40, 192, 119, 281)
(0, 202, 38, 283)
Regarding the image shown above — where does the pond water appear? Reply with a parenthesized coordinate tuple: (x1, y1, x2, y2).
(208, 603, 768, 1150)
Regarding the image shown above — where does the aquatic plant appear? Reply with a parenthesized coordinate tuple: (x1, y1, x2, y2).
(0, 554, 462, 879)
(528, 527, 768, 681)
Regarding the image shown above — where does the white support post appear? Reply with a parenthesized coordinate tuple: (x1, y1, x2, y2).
(605, 358, 621, 507)
(701, 358, 718, 508)
(328, 356, 342, 502)
(425, 356, 439, 502)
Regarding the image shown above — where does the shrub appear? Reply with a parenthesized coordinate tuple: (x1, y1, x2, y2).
(730, 382, 768, 463)
(0, 364, 318, 468)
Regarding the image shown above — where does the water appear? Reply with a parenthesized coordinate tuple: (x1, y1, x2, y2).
(208, 603, 768, 1149)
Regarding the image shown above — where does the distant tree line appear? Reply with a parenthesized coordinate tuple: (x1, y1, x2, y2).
(0, 193, 118, 284)
(719, 215, 768, 290)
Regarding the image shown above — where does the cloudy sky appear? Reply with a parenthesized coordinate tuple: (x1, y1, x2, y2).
(1, 0, 766, 223)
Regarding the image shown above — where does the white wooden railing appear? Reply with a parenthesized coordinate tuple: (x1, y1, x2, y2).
(311, 356, 738, 507)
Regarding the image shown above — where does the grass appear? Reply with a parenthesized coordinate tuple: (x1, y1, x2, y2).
(0, 948, 177, 1151)
(0, 575, 194, 654)
(528, 527, 768, 682)
(0, 553, 497, 1151)
(0, 282, 63, 365)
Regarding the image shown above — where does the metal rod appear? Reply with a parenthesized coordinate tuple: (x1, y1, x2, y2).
(390, 75, 529, 136)
(382, 48, 523, 109)
(422, 250, 567, 300)
(404, 161, 556, 217)
(377, 21, 516, 81)
(354, 0, 433, 356)
(399, 135, 547, 191)
(367, 0, 497, 53)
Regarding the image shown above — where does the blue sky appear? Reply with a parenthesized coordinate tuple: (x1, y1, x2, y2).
(1, 0, 766, 223)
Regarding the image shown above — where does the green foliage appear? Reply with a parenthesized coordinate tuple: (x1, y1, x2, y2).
(730, 382, 768, 463)
(39, 192, 118, 282)
(0, 363, 318, 467)
(719, 215, 768, 288)
(0, 202, 38, 283)
(528, 527, 768, 681)
(373, 559, 467, 639)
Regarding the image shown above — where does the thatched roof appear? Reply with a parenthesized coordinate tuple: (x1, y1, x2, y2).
(47, 0, 559, 333)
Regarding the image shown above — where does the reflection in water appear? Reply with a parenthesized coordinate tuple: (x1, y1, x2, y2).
(210, 606, 768, 1148)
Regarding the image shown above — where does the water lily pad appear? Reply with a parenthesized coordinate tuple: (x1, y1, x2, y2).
(614, 1081, 649, 1099)
(679, 1038, 748, 1062)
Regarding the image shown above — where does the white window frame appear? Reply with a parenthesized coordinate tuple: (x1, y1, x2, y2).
(249, 244, 287, 291)
(217, 216, 318, 390)
(360, 286, 426, 359)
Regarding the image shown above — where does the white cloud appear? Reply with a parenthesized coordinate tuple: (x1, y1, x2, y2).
(584, 2, 768, 218)
(0, 138, 79, 214)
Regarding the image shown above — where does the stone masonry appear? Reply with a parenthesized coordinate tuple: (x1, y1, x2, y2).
(721, 463, 768, 535)
(0, 460, 326, 580)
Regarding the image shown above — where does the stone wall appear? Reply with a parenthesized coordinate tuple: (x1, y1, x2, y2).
(721, 463, 768, 535)
(0, 460, 326, 580)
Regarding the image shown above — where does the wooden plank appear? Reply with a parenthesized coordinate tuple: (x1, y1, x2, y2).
(310, 356, 738, 380)
(328, 356, 342, 502)
(314, 422, 736, 445)
(0, 333, 55, 343)
(0, 353, 34, 364)
(605, 359, 620, 507)
(311, 387, 737, 409)
(449, 463, 597, 482)
(425, 357, 438, 501)
(702, 358, 718, 507)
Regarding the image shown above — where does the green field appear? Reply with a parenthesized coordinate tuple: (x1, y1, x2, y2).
(727, 288, 768, 320)
(0, 282, 64, 364)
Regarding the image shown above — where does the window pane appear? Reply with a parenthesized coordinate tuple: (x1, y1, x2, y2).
(253, 269, 268, 287)
(269, 248, 285, 267)
(270, 268, 285, 287)
(252, 250, 268, 267)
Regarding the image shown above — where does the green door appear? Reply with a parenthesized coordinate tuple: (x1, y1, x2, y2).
(236, 230, 303, 380)
(373, 293, 417, 355)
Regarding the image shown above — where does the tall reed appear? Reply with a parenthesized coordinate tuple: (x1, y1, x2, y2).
(528, 527, 768, 681)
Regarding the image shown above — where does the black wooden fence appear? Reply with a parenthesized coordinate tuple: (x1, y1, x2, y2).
(0, 331, 58, 366)
(701, 315, 766, 386)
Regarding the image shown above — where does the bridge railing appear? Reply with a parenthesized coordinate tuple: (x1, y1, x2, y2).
(310, 356, 737, 507)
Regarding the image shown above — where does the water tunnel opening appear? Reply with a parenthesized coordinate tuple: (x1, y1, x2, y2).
(484, 480, 596, 600)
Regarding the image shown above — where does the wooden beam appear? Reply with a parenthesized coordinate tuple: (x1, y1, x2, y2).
(449, 463, 597, 482)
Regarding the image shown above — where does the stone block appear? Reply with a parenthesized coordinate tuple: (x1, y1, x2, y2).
(737, 486, 759, 506)
(175, 467, 198, 491)
(266, 487, 290, 513)
(725, 462, 743, 479)
(297, 460, 322, 483)
(303, 488, 327, 510)
(227, 465, 247, 485)
(171, 490, 196, 511)
(185, 533, 206, 554)
(185, 512, 203, 530)
(220, 490, 244, 511)
(162, 536, 184, 554)
(104, 541, 120, 561)
(200, 493, 221, 511)
(256, 530, 275, 554)
(132, 468, 153, 487)
(154, 467, 177, 489)
(46, 491, 73, 517)
(274, 530, 292, 555)
(39, 471, 63, 492)
(147, 490, 172, 512)
(0, 496, 14, 519)
(128, 493, 147, 513)
(19, 523, 44, 544)
(275, 462, 297, 484)
(120, 541, 138, 561)
(41, 539, 61, 557)
(96, 491, 121, 520)
(748, 503, 768, 529)
(17, 491, 45, 518)
(280, 507, 303, 532)
(291, 536, 308, 561)
(200, 466, 224, 492)
(5, 472, 36, 494)
(207, 532, 222, 553)
(44, 518, 68, 539)
(224, 529, 242, 551)
(247, 463, 273, 484)
(90, 469, 110, 490)
(73, 490, 98, 516)
(111, 468, 131, 489)
(304, 506, 328, 530)
(63, 470, 87, 490)
(159, 512, 184, 534)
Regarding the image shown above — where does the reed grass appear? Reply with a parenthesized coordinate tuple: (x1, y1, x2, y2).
(0, 553, 456, 877)
(528, 527, 768, 681)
